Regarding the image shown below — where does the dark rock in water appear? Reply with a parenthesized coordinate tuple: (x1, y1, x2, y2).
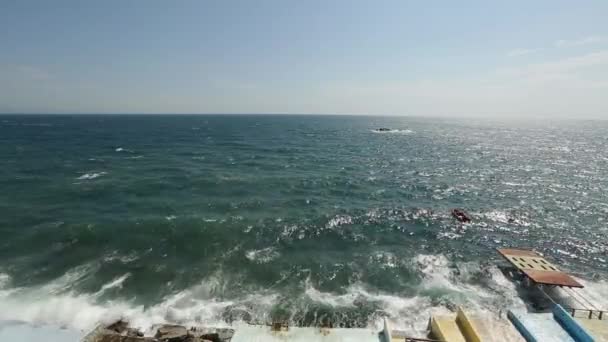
(375, 128, 391, 132)
(106, 320, 143, 338)
(451, 208, 471, 223)
(155, 325, 188, 341)
(107, 320, 129, 334)
(189, 327, 234, 342)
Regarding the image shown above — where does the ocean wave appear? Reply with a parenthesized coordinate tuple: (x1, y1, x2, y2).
(77, 172, 107, 180)
(95, 274, 131, 296)
(325, 215, 353, 229)
(301, 254, 527, 334)
(0, 271, 275, 333)
(0, 255, 605, 337)
(103, 251, 139, 264)
(0, 273, 11, 289)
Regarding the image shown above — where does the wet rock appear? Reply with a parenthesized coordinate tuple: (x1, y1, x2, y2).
(155, 324, 188, 341)
(107, 320, 129, 334)
(82, 325, 155, 342)
(189, 327, 234, 342)
(83, 320, 233, 342)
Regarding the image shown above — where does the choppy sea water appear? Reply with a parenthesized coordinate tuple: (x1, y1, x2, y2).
(0, 115, 607, 335)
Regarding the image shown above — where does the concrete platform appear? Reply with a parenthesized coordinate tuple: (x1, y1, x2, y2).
(231, 324, 386, 342)
(575, 317, 608, 341)
(0, 320, 84, 342)
(464, 313, 525, 342)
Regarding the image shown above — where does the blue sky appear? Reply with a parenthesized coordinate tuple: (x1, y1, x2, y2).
(2, 0, 608, 117)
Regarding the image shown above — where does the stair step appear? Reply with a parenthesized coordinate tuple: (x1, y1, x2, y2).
(431, 315, 466, 342)
(458, 311, 524, 342)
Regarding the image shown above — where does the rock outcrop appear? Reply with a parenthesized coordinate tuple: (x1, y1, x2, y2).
(82, 321, 234, 342)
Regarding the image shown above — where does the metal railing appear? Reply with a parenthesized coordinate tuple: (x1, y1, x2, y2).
(567, 307, 606, 320)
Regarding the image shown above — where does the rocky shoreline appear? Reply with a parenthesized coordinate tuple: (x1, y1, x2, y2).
(82, 320, 234, 342)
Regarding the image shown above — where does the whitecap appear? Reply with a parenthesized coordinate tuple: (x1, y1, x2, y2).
(77, 172, 107, 180)
(245, 247, 279, 264)
(103, 252, 139, 264)
(0, 271, 278, 333)
(0, 273, 11, 289)
(95, 273, 131, 296)
(325, 215, 353, 229)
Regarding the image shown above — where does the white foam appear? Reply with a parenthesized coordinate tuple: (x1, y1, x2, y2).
(95, 274, 131, 296)
(77, 172, 107, 180)
(481, 210, 531, 227)
(245, 247, 280, 264)
(301, 254, 527, 335)
(325, 215, 353, 229)
(0, 254, 603, 337)
(103, 251, 139, 264)
(0, 272, 277, 334)
(0, 273, 11, 289)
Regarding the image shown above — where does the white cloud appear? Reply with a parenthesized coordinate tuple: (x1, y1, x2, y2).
(507, 48, 538, 57)
(555, 35, 604, 48)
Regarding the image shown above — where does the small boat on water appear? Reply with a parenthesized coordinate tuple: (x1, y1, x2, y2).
(374, 128, 392, 132)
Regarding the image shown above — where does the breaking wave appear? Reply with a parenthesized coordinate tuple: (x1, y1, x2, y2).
(2, 254, 590, 336)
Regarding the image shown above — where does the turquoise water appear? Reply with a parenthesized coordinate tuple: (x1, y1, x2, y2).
(0, 115, 607, 333)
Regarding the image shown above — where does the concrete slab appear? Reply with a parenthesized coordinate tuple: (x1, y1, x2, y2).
(0, 321, 84, 342)
(576, 318, 608, 341)
(465, 315, 525, 342)
(231, 325, 384, 342)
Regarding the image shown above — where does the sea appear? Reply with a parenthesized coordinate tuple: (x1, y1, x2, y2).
(0, 114, 607, 336)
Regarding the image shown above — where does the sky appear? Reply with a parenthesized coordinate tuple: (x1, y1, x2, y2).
(1, 0, 608, 118)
